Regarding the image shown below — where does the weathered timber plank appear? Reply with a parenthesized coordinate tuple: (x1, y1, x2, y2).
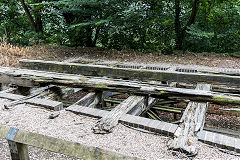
(67, 91, 115, 110)
(169, 84, 211, 155)
(2, 67, 240, 105)
(0, 125, 9, 138)
(127, 97, 147, 116)
(20, 59, 240, 86)
(0, 93, 63, 110)
(75, 92, 100, 108)
(66, 106, 240, 153)
(66, 58, 240, 77)
(0, 125, 138, 160)
(92, 96, 145, 134)
(5, 85, 54, 109)
(177, 82, 240, 94)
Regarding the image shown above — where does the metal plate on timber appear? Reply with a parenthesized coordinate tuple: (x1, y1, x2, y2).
(6, 128, 19, 154)
(6, 128, 18, 141)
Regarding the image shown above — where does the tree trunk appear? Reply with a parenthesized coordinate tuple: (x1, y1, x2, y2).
(85, 26, 94, 47)
(174, 0, 183, 50)
(33, 0, 43, 33)
(92, 26, 100, 47)
(184, 0, 200, 31)
(175, 0, 200, 50)
(3, 24, 10, 44)
(20, 0, 43, 33)
(20, 0, 37, 32)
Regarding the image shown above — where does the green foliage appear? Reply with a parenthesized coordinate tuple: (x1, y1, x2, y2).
(185, 0, 240, 53)
(185, 24, 214, 52)
(0, 0, 239, 53)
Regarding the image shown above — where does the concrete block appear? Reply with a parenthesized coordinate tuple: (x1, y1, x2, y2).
(235, 138, 240, 153)
(220, 135, 228, 147)
(154, 121, 165, 134)
(160, 122, 170, 135)
(213, 133, 222, 148)
(120, 114, 135, 127)
(167, 124, 178, 136)
(227, 137, 236, 151)
(146, 120, 158, 132)
(197, 130, 206, 141)
(204, 131, 215, 145)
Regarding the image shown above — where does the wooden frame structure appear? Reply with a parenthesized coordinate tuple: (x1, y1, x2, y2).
(0, 59, 239, 158)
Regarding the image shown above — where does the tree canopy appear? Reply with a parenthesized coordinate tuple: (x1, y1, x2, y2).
(0, 0, 239, 53)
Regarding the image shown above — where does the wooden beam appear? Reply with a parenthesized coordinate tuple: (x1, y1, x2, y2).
(20, 59, 240, 86)
(2, 67, 240, 105)
(4, 85, 54, 109)
(0, 125, 137, 160)
(70, 92, 101, 108)
(0, 93, 63, 111)
(8, 141, 29, 160)
(169, 84, 211, 155)
(92, 96, 145, 134)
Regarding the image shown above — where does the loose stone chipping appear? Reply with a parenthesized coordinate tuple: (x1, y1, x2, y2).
(0, 98, 239, 160)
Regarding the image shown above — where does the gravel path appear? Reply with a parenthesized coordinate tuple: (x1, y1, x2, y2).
(0, 99, 239, 160)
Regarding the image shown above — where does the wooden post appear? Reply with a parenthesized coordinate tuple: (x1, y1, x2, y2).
(8, 141, 29, 160)
(6, 128, 29, 160)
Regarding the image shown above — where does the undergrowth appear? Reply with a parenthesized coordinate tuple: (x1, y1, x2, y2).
(0, 41, 46, 67)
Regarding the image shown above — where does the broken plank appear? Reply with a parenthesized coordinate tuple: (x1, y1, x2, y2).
(0, 88, 15, 94)
(0, 93, 63, 111)
(92, 96, 145, 134)
(169, 84, 211, 155)
(130, 97, 158, 116)
(66, 92, 101, 110)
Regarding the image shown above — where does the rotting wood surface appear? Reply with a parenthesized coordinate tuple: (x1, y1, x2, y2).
(74, 92, 100, 108)
(169, 83, 211, 155)
(20, 59, 240, 86)
(92, 96, 145, 134)
(1, 67, 240, 105)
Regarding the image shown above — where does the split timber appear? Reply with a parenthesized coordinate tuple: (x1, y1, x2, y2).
(169, 84, 211, 155)
(1, 67, 240, 105)
(20, 59, 240, 86)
